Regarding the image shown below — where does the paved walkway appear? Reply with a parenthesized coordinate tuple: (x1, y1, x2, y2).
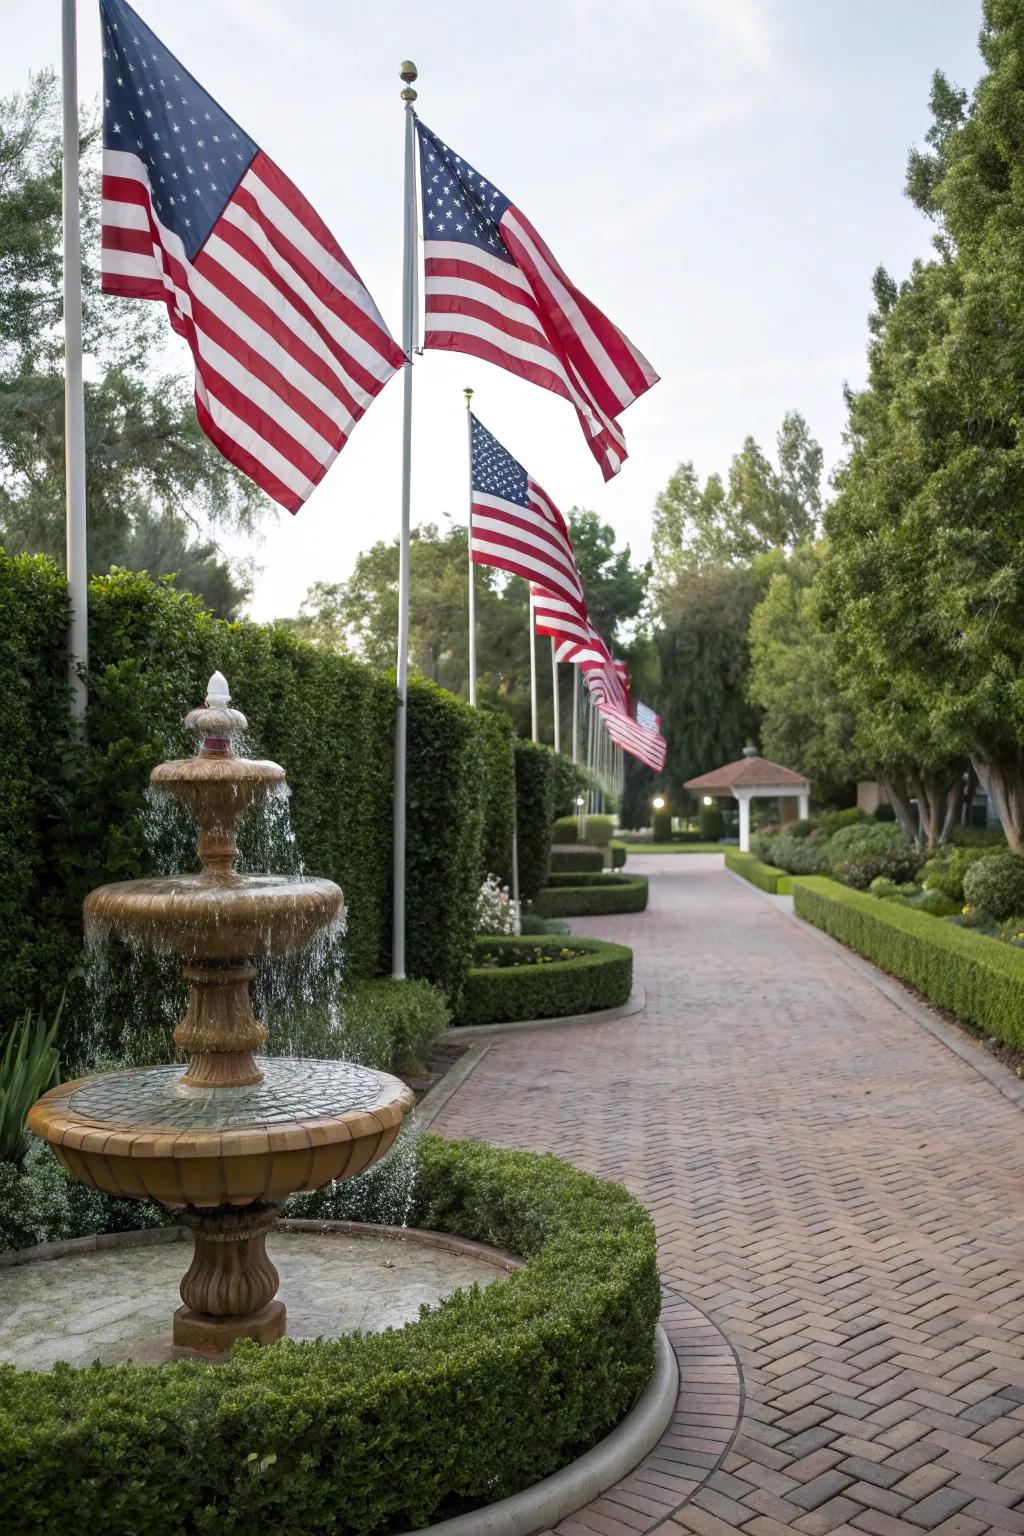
(434, 855, 1024, 1536)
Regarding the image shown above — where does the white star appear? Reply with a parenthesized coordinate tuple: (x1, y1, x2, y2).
(112, 122, 121, 134)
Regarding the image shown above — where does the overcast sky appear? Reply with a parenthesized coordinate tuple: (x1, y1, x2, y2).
(6, 1, 984, 621)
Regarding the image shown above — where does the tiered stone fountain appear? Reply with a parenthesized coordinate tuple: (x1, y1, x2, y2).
(28, 673, 414, 1356)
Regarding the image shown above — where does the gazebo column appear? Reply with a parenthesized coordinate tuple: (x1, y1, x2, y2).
(737, 792, 752, 852)
(799, 792, 810, 820)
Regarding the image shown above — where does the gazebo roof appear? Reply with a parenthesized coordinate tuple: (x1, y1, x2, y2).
(684, 754, 810, 793)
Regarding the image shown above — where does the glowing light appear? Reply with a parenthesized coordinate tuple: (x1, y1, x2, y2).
(652, 796, 665, 811)
(702, 795, 714, 806)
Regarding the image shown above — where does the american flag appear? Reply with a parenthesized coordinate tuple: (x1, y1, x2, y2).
(601, 704, 668, 772)
(471, 416, 586, 613)
(531, 588, 611, 665)
(417, 119, 658, 482)
(635, 701, 660, 732)
(99, 0, 404, 513)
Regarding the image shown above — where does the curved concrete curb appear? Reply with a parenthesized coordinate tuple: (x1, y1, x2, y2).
(449, 986, 646, 1041)
(401, 1323, 678, 1536)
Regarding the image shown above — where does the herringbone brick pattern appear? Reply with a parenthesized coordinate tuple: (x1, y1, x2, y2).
(433, 855, 1024, 1536)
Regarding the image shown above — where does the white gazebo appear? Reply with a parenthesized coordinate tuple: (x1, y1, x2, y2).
(685, 747, 811, 852)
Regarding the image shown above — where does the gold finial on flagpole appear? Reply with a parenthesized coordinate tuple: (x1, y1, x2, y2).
(400, 61, 418, 102)
(464, 386, 473, 406)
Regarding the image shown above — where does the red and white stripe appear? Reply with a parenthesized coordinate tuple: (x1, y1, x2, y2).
(425, 213, 658, 482)
(530, 589, 610, 662)
(101, 148, 404, 513)
(472, 481, 586, 615)
(600, 705, 667, 772)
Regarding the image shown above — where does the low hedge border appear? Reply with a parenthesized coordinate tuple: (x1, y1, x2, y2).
(794, 876, 1024, 1052)
(550, 845, 605, 874)
(456, 935, 633, 1026)
(533, 873, 649, 918)
(0, 1135, 659, 1536)
(610, 842, 627, 870)
(725, 848, 792, 895)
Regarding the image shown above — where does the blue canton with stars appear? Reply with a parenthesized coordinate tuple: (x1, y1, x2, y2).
(416, 120, 514, 264)
(101, 0, 257, 261)
(471, 415, 529, 506)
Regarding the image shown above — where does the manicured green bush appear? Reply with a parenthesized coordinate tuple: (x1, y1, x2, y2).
(0, 1135, 659, 1536)
(765, 834, 825, 875)
(951, 825, 1007, 848)
(584, 814, 614, 848)
(550, 846, 605, 873)
(919, 846, 999, 904)
(795, 876, 1024, 1052)
(725, 848, 792, 894)
(338, 979, 450, 1075)
(457, 935, 633, 1025)
(915, 889, 960, 918)
(514, 740, 554, 901)
(963, 852, 1024, 921)
(832, 845, 926, 890)
(549, 751, 594, 818)
(478, 711, 517, 889)
(789, 818, 816, 838)
(551, 814, 579, 844)
(822, 821, 907, 874)
(533, 873, 649, 917)
(821, 806, 867, 836)
(698, 802, 723, 840)
(652, 807, 672, 842)
(610, 842, 627, 869)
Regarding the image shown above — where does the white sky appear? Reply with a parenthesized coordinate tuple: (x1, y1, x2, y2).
(5, 1, 984, 621)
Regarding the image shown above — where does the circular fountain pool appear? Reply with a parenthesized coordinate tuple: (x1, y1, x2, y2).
(1, 1227, 511, 1371)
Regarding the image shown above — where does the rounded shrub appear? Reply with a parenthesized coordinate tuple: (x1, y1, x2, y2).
(832, 845, 926, 890)
(920, 846, 1000, 905)
(821, 806, 868, 837)
(963, 852, 1024, 921)
(652, 807, 672, 842)
(951, 825, 1007, 848)
(765, 834, 825, 875)
(534, 873, 649, 918)
(457, 935, 633, 1025)
(822, 821, 907, 874)
(584, 814, 615, 849)
(551, 815, 580, 845)
(0, 1135, 658, 1536)
(789, 818, 816, 838)
(915, 889, 960, 918)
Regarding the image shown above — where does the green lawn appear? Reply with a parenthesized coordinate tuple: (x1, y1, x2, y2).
(622, 842, 726, 854)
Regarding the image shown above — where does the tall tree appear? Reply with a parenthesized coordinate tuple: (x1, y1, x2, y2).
(564, 509, 648, 645)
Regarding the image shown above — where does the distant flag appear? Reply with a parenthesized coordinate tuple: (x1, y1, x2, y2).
(471, 415, 586, 614)
(602, 705, 667, 772)
(416, 119, 658, 481)
(99, 0, 404, 512)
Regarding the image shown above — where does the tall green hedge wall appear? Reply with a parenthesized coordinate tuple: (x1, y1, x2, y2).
(0, 556, 517, 1051)
(514, 739, 554, 900)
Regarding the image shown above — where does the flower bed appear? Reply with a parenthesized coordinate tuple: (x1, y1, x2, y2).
(0, 1135, 659, 1536)
(724, 849, 791, 895)
(795, 876, 1024, 1052)
(533, 873, 649, 918)
(456, 935, 633, 1026)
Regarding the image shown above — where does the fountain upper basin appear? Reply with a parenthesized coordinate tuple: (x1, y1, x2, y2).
(84, 873, 343, 960)
(27, 1058, 414, 1207)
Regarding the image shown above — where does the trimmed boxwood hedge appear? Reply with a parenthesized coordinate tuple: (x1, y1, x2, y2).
(456, 935, 633, 1025)
(725, 848, 792, 895)
(514, 739, 554, 900)
(611, 842, 627, 869)
(0, 1135, 659, 1536)
(550, 845, 605, 873)
(534, 873, 649, 918)
(795, 876, 1024, 1052)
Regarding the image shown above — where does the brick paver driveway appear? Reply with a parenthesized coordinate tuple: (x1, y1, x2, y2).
(434, 854, 1024, 1536)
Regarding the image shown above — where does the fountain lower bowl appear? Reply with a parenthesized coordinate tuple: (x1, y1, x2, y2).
(84, 873, 343, 960)
(27, 1058, 414, 1208)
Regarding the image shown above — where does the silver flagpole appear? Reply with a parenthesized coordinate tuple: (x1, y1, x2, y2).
(529, 588, 539, 741)
(572, 664, 580, 762)
(392, 60, 418, 980)
(464, 386, 476, 706)
(63, 0, 88, 718)
(550, 639, 560, 753)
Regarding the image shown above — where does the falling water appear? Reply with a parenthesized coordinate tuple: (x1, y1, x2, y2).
(286, 1114, 422, 1227)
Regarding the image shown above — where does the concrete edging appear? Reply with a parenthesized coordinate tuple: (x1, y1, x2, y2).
(401, 1323, 678, 1536)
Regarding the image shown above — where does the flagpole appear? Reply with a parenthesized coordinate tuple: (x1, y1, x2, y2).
(550, 639, 560, 753)
(529, 588, 539, 742)
(392, 60, 418, 981)
(572, 664, 580, 763)
(63, 0, 88, 718)
(464, 386, 476, 706)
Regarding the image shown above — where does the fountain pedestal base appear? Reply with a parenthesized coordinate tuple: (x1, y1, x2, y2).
(173, 1299, 286, 1355)
(173, 1201, 285, 1354)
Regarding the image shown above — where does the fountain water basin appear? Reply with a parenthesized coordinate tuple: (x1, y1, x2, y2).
(27, 671, 415, 1355)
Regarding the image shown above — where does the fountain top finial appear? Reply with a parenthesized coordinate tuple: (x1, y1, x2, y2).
(185, 670, 248, 756)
